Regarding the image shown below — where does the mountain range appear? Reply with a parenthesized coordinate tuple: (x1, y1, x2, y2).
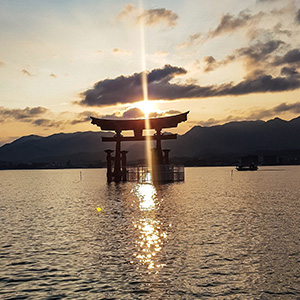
(1, 116, 300, 168)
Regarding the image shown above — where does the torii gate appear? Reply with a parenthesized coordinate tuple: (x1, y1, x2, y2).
(91, 111, 189, 183)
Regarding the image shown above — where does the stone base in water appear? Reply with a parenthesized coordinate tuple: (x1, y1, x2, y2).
(126, 164, 184, 183)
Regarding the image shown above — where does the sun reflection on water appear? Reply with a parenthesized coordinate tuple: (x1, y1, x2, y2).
(130, 0, 167, 271)
(136, 183, 156, 211)
(132, 183, 167, 270)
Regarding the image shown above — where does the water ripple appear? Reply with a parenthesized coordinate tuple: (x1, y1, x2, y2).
(0, 167, 300, 299)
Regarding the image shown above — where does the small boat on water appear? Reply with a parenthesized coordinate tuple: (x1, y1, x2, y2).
(236, 155, 259, 171)
(236, 163, 258, 171)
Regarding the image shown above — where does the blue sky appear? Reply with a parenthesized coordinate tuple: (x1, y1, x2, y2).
(1, 0, 300, 145)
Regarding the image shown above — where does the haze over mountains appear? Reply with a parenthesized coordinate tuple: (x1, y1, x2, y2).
(1, 116, 300, 167)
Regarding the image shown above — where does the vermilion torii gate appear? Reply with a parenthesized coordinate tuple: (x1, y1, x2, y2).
(91, 111, 189, 183)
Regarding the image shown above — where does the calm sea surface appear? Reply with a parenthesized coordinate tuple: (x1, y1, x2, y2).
(1, 166, 300, 299)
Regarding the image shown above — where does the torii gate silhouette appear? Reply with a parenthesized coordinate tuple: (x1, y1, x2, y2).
(91, 111, 189, 183)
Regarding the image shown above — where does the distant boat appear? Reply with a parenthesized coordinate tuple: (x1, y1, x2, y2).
(236, 163, 258, 171)
(236, 155, 258, 171)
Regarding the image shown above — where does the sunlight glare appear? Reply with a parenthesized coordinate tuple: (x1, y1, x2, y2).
(136, 183, 156, 211)
(136, 100, 156, 117)
(139, 0, 153, 169)
(132, 183, 168, 271)
(133, 218, 167, 270)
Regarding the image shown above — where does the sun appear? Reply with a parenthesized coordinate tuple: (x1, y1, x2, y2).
(136, 100, 156, 117)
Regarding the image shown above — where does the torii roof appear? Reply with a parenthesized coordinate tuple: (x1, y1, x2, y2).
(91, 111, 189, 132)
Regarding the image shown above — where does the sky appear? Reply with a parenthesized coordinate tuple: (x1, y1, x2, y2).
(1, 0, 300, 146)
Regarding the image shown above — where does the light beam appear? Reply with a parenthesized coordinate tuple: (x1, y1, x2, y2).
(139, 0, 153, 171)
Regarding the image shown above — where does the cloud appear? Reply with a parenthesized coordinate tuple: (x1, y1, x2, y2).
(21, 69, 34, 77)
(202, 55, 235, 73)
(27, 107, 48, 115)
(69, 111, 98, 125)
(256, 0, 279, 2)
(78, 64, 300, 107)
(117, 3, 136, 20)
(203, 56, 217, 72)
(273, 49, 300, 66)
(92, 108, 141, 119)
(122, 108, 182, 119)
(32, 119, 63, 127)
(148, 109, 182, 118)
(281, 66, 300, 77)
(178, 33, 201, 48)
(0, 106, 107, 129)
(198, 115, 236, 127)
(112, 48, 132, 56)
(0, 106, 48, 122)
(199, 101, 300, 127)
(179, 9, 264, 48)
(273, 23, 292, 37)
(0, 61, 4, 67)
(237, 40, 284, 61)
(244, 69, 266, 80)
(140, 8, 178, 27)
(237, 40, 285, 72)
(269, 2, 297, 17)
(208, 10, 263, 39)
(296, 9, 300, 24)
(218, 74, 300, 95)
(203, 55, 237, 72)
(122, 108, 144, 119)
(245, 102, 300, 120)
(78, 64, 187, 107)
(96, 108, 182, 120)
(154, 51, 169, 58)
(117, 4, 178, 27)
(99, 107, 182, 119)
(273, 102, 300, 114)
(202, 39, 284, 73)
(0, 106, 62, 128)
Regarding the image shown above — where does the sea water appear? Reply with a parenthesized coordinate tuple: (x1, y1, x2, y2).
(1, 167, 300, 299)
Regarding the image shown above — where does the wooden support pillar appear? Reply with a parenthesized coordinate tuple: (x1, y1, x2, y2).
(104, 149, 114, 183)
(155, 129, 163, 164)
(113, 130, 122, 183)
(121, 150, 128, 182)
(163, 149, 171, 165)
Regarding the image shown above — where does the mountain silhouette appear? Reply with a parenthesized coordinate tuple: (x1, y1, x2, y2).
(170, 116, 300, 157)
(1, 116, 300, 167)
(0, 132, 113, 165)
